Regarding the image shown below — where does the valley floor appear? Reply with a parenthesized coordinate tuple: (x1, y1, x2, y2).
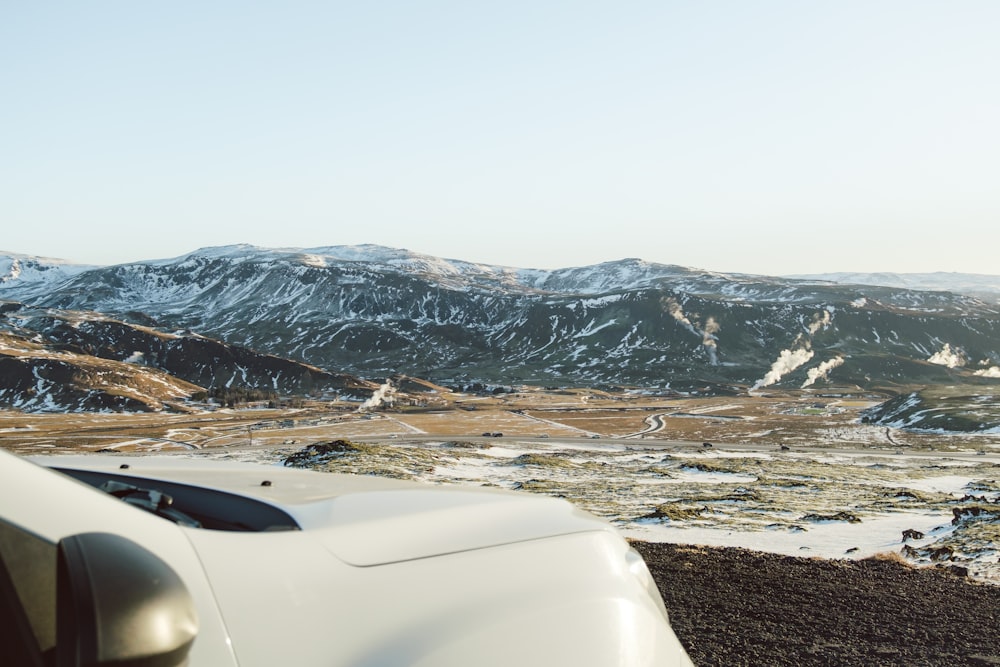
(2, 390, 998, 586)
(3, 391, 1000, 663)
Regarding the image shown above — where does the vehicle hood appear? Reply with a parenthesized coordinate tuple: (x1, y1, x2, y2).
(32, 455, 613, 566)
(296, 486, 611, 566)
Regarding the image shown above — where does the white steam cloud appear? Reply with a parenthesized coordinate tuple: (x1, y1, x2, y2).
(702, 316, 720, 365)
(927, 344, 965, 368)
(753, 342, 815, 390)
(123, 351, 145, 364)
(808, 310, 832, 335)
(801, 356, 846, 388)
(360, 380, 395, 411)
(974, 366, 1000, 378)
(663, 297, 720, 365)
(750, 309, 835, 392)
(664, 297, 697, 336)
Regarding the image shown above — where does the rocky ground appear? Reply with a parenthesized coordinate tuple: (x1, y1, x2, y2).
(633, 542, 1000, 667)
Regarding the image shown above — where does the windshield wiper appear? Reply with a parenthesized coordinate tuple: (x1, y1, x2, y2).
(99, 480, 202, 528)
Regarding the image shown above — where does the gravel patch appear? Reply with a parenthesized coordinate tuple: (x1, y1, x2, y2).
(634, 541, 1000, 666)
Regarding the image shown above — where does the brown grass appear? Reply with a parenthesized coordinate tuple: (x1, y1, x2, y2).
(866, 550, 919, 567)
(2, 387, 997, 455)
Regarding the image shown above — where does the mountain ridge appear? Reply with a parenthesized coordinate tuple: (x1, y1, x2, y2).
(2, 245, 999, 411)
(6, 245, 999, 300)
(787, 271, 1000, 304)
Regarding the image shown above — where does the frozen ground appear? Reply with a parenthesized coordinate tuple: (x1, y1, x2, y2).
(193, 438, 1000, 585)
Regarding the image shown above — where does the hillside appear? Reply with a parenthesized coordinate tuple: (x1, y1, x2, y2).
(2, 245, 999, 398)
(0, 303, 377, 412)
(0, 327, 202, 412)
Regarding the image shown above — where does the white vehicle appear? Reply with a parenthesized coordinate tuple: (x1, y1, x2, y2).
(0, 450, 693, 666)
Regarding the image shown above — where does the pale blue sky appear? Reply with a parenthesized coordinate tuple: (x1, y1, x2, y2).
(3, 2, 998, 275)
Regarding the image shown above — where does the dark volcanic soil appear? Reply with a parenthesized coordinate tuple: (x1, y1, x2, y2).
(633, 542, 1000, 667)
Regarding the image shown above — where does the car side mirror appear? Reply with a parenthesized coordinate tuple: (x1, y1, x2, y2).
(56, 533, 198, 667)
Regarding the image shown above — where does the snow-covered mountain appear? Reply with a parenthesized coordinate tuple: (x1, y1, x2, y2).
(786, 271, 1000, 304)
(2, 245, 999, 400)
(0, 251, 97, 300)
